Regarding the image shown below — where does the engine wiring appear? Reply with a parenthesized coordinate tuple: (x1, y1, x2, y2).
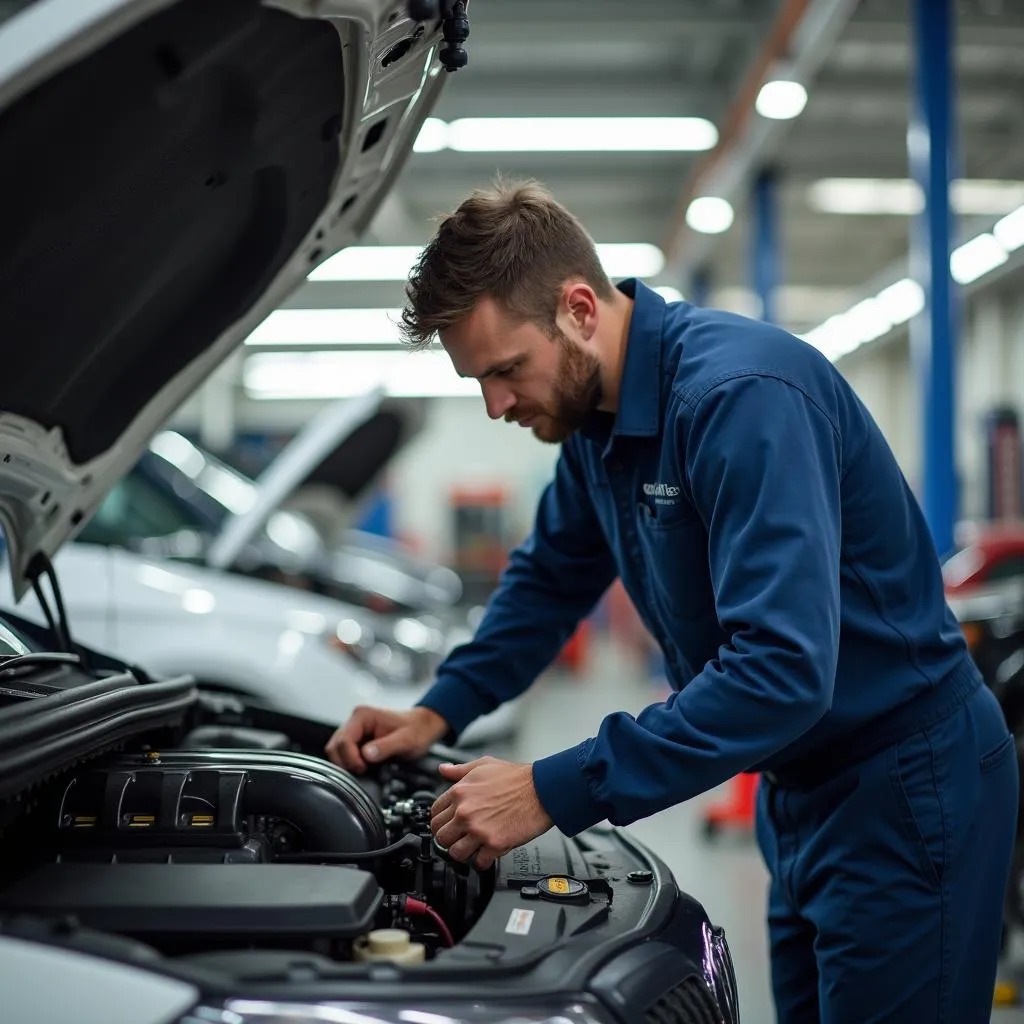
(402, 894, 454, 947)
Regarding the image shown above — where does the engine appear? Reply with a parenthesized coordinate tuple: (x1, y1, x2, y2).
(0, 727, 490, 963)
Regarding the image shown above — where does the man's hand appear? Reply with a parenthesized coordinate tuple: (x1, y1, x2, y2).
(430, 756, 554, 870)
(325, 705, 449, 773)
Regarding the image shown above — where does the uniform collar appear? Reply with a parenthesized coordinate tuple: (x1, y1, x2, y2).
(580, 278, 666, 447)
(611, 278, 666, 438)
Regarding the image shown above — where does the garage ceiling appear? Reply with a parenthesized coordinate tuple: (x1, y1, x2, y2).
(286, 0, 1024, 341)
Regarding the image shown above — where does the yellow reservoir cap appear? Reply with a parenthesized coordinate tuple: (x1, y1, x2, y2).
(536, 876, 588, 901)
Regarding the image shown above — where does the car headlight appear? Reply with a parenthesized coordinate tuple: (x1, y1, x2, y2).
(219, 999, 615, 1024)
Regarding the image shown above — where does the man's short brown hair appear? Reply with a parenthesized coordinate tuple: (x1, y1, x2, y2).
(399, 179, 614, 350)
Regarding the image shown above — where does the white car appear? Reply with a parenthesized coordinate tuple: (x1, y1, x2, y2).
(78, 388, 475, 649)
(0, 0, 515, 746)
(0, 541, 517, 745)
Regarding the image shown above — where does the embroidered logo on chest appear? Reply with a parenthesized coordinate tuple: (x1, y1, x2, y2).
(643, 481, 681, 504)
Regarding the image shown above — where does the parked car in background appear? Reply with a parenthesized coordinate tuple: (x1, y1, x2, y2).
(77, 390, 474, 656)
(943, 522, 1024, 596)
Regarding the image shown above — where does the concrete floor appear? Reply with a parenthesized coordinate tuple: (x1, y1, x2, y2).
(479, 635, 1024, 1024)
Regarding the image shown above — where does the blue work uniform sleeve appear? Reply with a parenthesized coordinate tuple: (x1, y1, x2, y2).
(416, 440, 618, 739)
(532, 374, 843, 836)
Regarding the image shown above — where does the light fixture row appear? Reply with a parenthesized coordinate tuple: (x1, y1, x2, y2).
(248, 286, 685, 350)
(412, 117, 719, 154)
(308, 242, 664, 283)
(802, 203, 1024, 362)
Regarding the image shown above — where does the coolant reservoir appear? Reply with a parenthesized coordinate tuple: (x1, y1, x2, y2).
(353, 928, 426, 963)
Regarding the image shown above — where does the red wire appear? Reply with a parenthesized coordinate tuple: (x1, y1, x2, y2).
(403, 895, 454, 947)
(425, 906, 454, 947)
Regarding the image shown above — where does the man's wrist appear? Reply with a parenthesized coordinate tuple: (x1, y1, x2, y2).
(532, 742, 605, 837)
(411, 705, 451, 743)
(416, 676, 488, 741)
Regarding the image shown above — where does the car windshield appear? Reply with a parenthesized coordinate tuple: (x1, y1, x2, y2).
(148, 431, 259, 522)
(77, 431, 322, 566)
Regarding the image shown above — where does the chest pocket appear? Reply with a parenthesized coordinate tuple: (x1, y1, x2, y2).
(635, 500, 715, 621)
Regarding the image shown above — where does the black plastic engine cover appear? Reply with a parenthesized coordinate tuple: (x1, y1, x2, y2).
(48, 749, 386, 860)
(0, 862, 380, 939)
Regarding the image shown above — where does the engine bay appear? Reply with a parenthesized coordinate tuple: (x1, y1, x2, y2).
(0, 728, 500, 966)
(0, 704, 662, 988)
(0, 612, 737, 1020)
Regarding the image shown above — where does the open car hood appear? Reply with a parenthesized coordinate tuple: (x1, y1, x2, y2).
(205, 388, 425, 570)
(0, 0, 449, 600)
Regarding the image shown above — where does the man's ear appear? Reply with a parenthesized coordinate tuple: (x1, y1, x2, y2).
(562, 281, 599, 340)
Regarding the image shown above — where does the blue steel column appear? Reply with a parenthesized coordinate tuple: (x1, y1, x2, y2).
(909, 0, 958, 558)
(751, 167, 780, 324)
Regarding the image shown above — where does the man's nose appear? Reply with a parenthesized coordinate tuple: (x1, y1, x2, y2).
(481, 381, 516, 420)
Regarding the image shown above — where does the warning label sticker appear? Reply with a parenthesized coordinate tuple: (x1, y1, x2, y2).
(505, 908, 535, 936)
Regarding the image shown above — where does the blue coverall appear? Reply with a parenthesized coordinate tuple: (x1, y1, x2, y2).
(419, 278, 1018, 1022)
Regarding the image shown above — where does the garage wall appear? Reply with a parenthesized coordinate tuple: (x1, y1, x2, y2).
(839, 336, 917, 484)
(835, 274, 1024, 523)
(385, 398, 561, 561)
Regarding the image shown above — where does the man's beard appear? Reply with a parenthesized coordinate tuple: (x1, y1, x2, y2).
(507, 329, 603, 444)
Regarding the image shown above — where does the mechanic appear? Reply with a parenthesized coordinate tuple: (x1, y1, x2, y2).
(326, 180, 1018, 1022)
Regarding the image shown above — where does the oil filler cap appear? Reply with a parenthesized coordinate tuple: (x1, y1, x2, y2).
(536, 875, 589, 903)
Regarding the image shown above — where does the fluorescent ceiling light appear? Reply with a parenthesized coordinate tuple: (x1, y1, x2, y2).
(808, 178, 1024, 216)
(244, 350, 480, 400)
(309, 243, 664, 282)
(246, 308, 404, 346)
(955, 181, 1024, 215)
(597, 243, 664, 277)
(414, 117, 719, 153)
(653, 286, 685, 303)
(802, 213, 1019, 364)
(412, 117, 448, 153)
(994, 204, 1024, 252)
(686, 196, 734, 235)
(801, 277, 925, 362)
(755, 80, 807, 120)
(874, 278, 925, 326)
(809, 178, 923, 215)
(802, 313, 863, 362)
(309, 246, 422, 282)
(842, 297, 894, 345)
(950, 233, 1008, 284)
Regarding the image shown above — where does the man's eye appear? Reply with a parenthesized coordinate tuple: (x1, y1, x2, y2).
(496, 364, 517, 378)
